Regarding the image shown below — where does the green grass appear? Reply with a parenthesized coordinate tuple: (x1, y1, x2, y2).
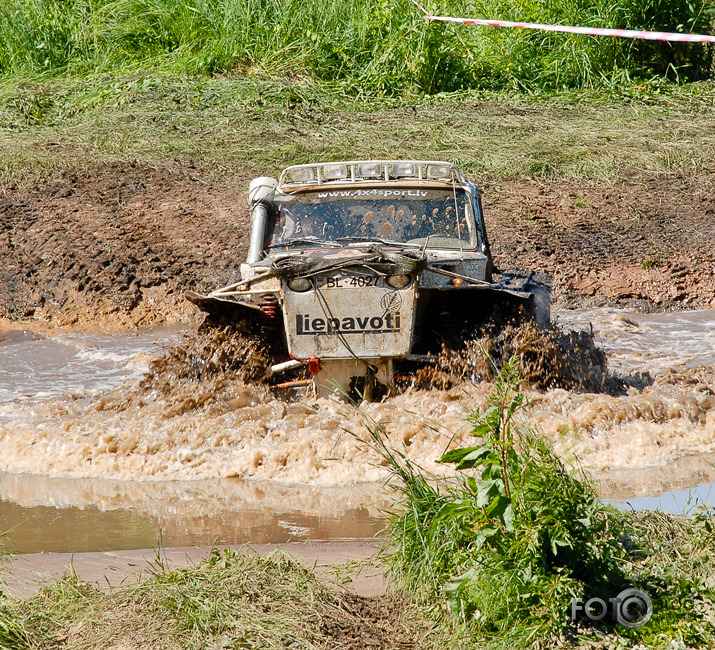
(358, 358, 715, 649)
(1, 72, 714, 190)
(0, 0, 713, 94)
(0, 0, 713, 186)
(1, 537, 31, 650)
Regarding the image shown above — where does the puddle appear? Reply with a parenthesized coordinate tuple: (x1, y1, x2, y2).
(0, 500, 157, 555)
(0, 473, 387, 554)
(594, 451, 715, 514)
(612, 484, 715, 515)
(3, 461, 714, 554)
(0, 309, 713, 553)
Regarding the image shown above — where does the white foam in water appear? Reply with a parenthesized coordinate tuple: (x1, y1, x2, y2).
(277, 521, 314, 537)
(76, 349, 137, 364)
(555, 308, 715, 375)
(0, 326, 184, 405)
(0, 310, 713, 498)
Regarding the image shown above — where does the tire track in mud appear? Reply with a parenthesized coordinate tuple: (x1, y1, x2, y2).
(1, 165, 714, 331)
(483, 172, 715, 311)
(0, 164, 252, 329)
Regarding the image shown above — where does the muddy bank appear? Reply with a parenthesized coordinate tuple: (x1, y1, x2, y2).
(0, 164, 252, 330)
(484, 173, 715, 311)
(2, 542, 386, 600)
(1, 164, 714, 330)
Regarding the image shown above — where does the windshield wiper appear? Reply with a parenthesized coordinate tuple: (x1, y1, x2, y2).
(267, 237, 342, 249)
(336, 236, 421, 249)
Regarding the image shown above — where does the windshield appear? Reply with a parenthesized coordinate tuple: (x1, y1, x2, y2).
(268, 187, 477, 249)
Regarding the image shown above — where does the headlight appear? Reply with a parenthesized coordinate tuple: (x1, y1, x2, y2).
(386, 274, 411, 289)
(288, 277, 312, 292)
(323, 164, 348, 180)
(391, 162, 416, 178)
(356, 162, 382, 178)
(289, 167, 315, 183)
(426, 163, 451, 180)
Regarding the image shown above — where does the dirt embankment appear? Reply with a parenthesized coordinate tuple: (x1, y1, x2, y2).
(484, 174, 715, 310)
(0, 165, 252, 330)
(1, 165, 713, 330)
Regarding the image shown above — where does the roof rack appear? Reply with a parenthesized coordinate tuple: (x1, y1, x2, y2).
(278, 160, 466, 189)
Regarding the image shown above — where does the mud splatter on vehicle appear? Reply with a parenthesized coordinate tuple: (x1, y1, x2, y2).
(187, 161, 550, 398)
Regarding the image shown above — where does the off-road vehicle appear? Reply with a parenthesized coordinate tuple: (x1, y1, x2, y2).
(187, 160, 549, 398)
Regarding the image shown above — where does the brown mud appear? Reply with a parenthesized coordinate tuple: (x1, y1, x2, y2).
(129, 315, 611, 412)
(1, 164, 714, 331)
(134, 322, 273, 414)
(0, 164, 252, 331)
(418, 319, 610, 393)
(486, 173, 715, 311)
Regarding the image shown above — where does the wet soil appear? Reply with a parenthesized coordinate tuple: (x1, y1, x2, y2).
(1, 164, 713, 330)
(0, 164, 252, 330)
(3, 542, 386, 600)
(484, 173, 715, 311)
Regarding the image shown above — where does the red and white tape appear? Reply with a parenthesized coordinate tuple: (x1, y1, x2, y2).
(410, 0, 715, 43)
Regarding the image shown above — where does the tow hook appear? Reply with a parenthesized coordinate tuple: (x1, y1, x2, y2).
(307, 357, 321, 375)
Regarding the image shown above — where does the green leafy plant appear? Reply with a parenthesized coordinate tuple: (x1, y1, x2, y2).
(445, 361, 628, 642)
(370, 358, 629, 647)
(365, 357, 715, 648)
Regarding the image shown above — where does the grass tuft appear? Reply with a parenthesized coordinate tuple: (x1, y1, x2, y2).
(360, 357, 715, 649)
(1, 548, 437, 649)
(0, 597, 31, 650)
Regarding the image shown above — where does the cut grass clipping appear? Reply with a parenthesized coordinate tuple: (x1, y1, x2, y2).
(363, 357, 715, 649)
(1, 549, 424, 650)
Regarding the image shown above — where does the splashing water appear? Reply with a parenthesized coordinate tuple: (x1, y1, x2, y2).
(0, 310, 712, 488)
(417, 319, 609, 392)
(0, 309, 713, 552)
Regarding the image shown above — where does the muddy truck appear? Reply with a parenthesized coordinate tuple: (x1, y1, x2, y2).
(187, 160, 550, 398)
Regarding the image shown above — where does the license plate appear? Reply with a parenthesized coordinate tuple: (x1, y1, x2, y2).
(316, 275, 385, 289)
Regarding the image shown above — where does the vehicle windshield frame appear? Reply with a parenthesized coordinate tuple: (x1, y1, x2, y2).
(268, 186, 479, 250)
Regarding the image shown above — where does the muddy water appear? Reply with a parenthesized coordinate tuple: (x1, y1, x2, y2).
(0, 327, 182, 404)
(0, 309, 713, 553)
(555, 308, 715, 375)
(0, 473, 385, 554)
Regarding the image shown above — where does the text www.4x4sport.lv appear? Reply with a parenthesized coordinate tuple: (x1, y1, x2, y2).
(316, 189, 429, 198)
